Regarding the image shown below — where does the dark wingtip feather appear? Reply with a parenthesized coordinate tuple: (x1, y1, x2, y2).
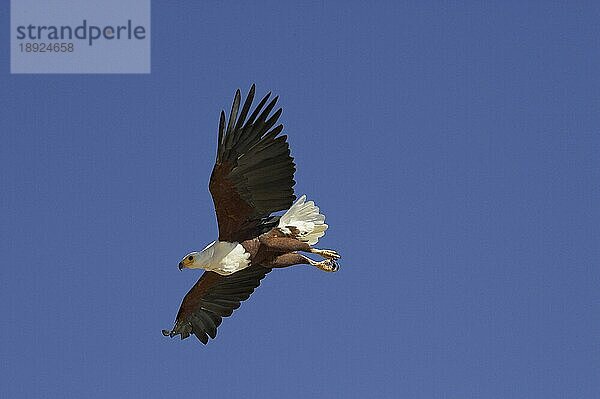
(227, 90, 241, 135)
(222, 90, 242, 157)
(217, 110, 226, 160)
(194, 331, 209, 345)
(246, 91, 272, 127)
(251, 97, 280, 139)
(263, 108, 283, 134)
(260, 97, 279, 122)
(232, 85, 257, 140)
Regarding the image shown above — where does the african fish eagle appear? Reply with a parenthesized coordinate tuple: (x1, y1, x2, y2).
(162, 85, 340, 344)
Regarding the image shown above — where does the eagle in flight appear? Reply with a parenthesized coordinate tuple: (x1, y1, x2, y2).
(162, 85, 340, 344)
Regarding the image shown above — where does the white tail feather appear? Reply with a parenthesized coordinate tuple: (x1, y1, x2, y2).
(278, 195, 328, 245)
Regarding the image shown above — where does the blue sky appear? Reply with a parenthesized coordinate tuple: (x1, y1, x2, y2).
(1, 1, 599, 398)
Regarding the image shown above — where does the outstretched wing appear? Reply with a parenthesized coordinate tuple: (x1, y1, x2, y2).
(162, 265, 271, 344)
(209, 84, 296, 242)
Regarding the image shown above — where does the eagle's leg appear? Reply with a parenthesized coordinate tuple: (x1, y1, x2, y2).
(309, 248, 341, 260)
(268, 253, 339, 273)
(268, 253, 311, 268)
(260, 236, 341, 260)
(259, 236, 311, 252)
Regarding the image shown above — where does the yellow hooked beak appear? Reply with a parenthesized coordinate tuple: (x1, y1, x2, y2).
(179, 255, 194, 270)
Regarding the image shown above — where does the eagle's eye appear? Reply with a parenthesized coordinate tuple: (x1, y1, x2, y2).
(187, 255, 194, 261)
